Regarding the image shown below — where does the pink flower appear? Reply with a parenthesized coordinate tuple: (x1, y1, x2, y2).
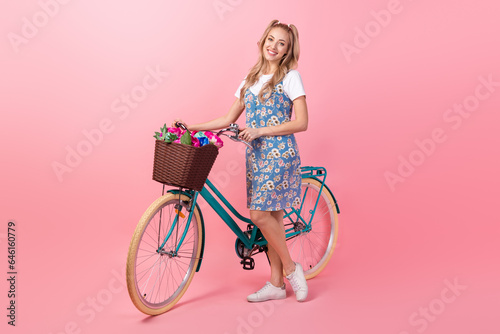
(196, 131, 223, 149)
(168, 127, 181, 137)
(212, 135, 223, 149)
(206, 132, 223, 148)
(191, 136, 200, 147)
(173, 138, 181, 144)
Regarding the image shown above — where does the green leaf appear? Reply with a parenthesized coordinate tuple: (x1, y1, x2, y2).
(180, 131, 192, 146)
(154, 131, 162, 140)
(164, 132, 177, 143)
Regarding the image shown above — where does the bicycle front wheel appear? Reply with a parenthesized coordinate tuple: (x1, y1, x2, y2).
(286, 178, 339, 279)
(126, 193, 202, 315)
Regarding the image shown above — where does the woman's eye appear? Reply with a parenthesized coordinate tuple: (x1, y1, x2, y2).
(280, 43, 285, 46)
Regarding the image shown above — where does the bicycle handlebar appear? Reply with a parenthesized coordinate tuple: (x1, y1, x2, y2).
(174, 122, 189, 131)
(216, 123, 252, 149)
(174, 122, 252, 149)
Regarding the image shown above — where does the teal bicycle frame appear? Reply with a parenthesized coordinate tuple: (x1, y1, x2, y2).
(161, 166, 339, 271)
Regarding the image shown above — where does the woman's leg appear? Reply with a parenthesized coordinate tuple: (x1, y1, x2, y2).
(250, 210, 296, 279)
(265, 243, 284, 287)
(248, 209, 308, 302)
(266, 210, 292, 286)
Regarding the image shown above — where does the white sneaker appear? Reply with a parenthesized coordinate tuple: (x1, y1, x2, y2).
(285, 262, 308, 302)
(247, 282, 286, 302)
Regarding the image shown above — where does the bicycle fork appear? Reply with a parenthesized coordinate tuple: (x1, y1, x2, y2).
(156, 188, 201, 260)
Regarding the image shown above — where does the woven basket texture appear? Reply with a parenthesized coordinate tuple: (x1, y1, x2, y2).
(152, 140, 219, 191)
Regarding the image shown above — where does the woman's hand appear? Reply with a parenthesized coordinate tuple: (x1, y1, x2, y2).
(171, 119, 187, 129)
(239, 127, 262, 142)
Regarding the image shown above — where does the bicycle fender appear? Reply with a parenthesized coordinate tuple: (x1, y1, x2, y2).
(304, 176, 340, 214)
(195, 202, 205, 272)
(324, 183, 340, 214)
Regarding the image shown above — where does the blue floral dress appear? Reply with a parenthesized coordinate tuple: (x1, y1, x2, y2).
(245, 81, 302, 211)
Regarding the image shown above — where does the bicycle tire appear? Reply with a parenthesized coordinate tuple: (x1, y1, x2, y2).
(126, 193, 202, 315)
(286, 178, 339, 279)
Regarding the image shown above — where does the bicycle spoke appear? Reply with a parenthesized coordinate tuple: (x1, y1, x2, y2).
(135, 252, 159, 267)
(139, 255, 161, 296)
(285, 179, 338, 279)
(154, 260, 166, 302)
(126, 192, 204, 314)
(144, 226, 157, 245)
(136, 256, 165, 286)
(307, 232, 327, 251)
(305, 235, 323, 261)
(288, 234, 300, 254)
(147, 257, 163, 302)
(140, 237, 159, 251)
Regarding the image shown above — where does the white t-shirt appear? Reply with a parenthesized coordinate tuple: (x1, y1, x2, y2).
(234, 69, 306, 101)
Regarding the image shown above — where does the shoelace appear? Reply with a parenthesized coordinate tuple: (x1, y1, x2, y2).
(257, 283, 273, 294)
(255, 283, 283, 295)
(288, 273, 305, 292)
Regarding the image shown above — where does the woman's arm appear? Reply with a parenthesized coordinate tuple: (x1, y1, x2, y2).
(239, 96, 308, 141)
(173, 98, 245, 131)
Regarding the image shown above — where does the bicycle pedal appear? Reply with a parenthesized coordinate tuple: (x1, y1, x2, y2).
(240, 257, 255, 270)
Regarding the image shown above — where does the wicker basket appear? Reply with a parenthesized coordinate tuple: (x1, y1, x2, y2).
(152, 140, 219, 191)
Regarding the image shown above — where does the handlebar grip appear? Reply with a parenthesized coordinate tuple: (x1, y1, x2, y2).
(175, 122, 188, 131)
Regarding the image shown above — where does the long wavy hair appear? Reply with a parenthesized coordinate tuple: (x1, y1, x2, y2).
(239, 19, 300, 104)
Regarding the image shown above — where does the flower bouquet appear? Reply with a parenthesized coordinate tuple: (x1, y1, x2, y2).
(154, 124, 224, 149)
(152, 124, 221, 191)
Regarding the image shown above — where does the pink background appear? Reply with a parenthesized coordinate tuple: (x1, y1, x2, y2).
(1, 0, 499, 333)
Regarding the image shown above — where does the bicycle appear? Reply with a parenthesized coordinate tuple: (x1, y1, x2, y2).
(126, 123, 340, 315)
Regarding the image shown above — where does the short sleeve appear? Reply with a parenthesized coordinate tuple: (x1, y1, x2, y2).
(283, 70, 306, 101)
(235, 79, 246, 99)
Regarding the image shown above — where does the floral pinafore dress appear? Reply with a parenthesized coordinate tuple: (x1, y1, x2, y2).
(245, 80, 302, 211)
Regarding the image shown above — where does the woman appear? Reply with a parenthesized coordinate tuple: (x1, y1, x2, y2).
(173, 19, 309, 302)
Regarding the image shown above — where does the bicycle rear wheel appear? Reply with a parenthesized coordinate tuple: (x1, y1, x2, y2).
(286, 178, 339, 279)
(126, 193, 202, 315)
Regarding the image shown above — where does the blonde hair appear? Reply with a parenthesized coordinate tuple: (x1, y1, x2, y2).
(239, 19, 300, 103)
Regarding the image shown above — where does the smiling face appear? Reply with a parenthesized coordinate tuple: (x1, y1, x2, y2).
(262, 27, 290, 67)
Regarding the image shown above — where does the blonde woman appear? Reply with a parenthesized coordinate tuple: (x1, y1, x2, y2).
(174, 19, 308, 302)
